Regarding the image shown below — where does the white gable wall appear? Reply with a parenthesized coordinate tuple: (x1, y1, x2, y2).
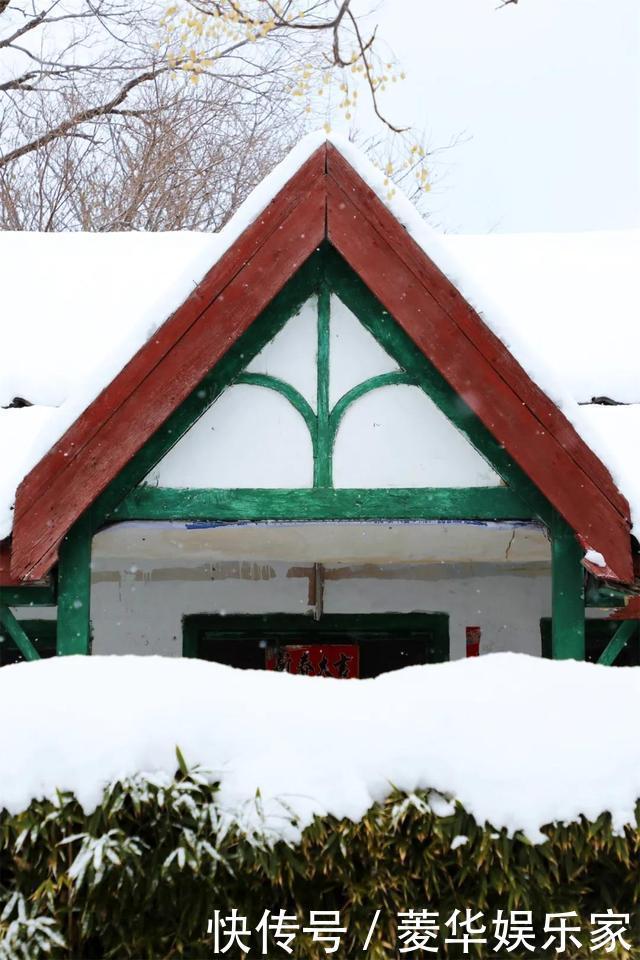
(145, 297, 502, 490)
(328, 295, 399, 406)
(246, 296, 318, 409)
(333, 385, 502, 488)
(145, 385, 315, 488)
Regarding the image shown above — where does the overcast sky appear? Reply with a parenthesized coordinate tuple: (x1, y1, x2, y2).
(347, 0, 640, 234)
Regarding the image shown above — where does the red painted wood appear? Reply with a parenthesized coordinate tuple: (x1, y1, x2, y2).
(0, 540, 20, 587)
(607, 596, 640, 620)
(582, 558, 620, 581)
(327, 178, 633, 582)
(326, 145, 630, 523)
(11, 185, 327, 580)
(577, 534, 621, 582)
(0, 539, 52, 588)
(14, 146, 328, 524)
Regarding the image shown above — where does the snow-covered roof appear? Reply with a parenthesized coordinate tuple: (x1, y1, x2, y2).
(3, 652, 640, 840)
(1, 132, 639, 540)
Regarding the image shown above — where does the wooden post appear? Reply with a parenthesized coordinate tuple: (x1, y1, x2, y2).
(551, 514, 585, 660)
(0, 606, 40, 661)
(57, 513, 92, 656)
(598, 620, 637, 666)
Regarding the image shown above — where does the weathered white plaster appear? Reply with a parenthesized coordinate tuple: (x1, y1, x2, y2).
(84, 520, 556, 662)
(333, 385, 502, 488)
(146, 384, 314, 488)
(246, 297, 318, 409)
(92, 520, 548, 566)
(329, 295, 398, 408)
(87, 558, 552, 660)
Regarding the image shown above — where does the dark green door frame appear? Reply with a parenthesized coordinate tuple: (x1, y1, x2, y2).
(541, 618, 639, 666)
(183, 612, 450, 671)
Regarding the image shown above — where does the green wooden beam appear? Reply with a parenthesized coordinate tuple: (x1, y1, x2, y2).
(0, 605, 41, 661)
(551, 514, 585, 660)
(0, 584, 56, 607)
(57, 514, 92, 656)
(585, 575, 634, 608)
(315, 281, 331, 487)
(597, 620, 638, 666)
(112, 486, 535, 523)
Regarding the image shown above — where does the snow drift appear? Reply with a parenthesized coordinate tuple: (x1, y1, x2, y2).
(1, 652, 639, 843)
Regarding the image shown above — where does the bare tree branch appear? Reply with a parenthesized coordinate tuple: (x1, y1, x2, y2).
(0, 0, 433, 230)
(0, 64, 170, 167)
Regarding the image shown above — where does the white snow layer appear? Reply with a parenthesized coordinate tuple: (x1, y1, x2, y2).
(0, 132, 639, 539)
(2, 652, 640, 843)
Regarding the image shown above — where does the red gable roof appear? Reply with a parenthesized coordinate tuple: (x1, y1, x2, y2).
(6, 142, 633, 583)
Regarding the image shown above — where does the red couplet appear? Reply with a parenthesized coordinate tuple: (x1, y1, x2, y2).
(466, 626, 481, 657)
(265, 644, 360, 679)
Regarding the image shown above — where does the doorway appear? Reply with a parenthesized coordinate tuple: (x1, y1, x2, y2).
(182, 613, 449, 679)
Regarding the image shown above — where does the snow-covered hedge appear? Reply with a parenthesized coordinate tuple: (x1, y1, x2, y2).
(1, 760, 639, 959)
(3, 653, 640, 840)
(2, 654, 640, 956)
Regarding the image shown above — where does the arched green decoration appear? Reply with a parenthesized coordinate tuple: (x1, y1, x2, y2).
(227, 288, 422, 489)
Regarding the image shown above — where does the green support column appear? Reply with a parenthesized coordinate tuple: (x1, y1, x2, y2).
(551, 514, 585, 660)
(57, 513, 92, 656)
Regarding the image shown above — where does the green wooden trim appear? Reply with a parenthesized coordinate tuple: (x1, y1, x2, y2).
(325, 248, 554, 527)
(541, 617, 639, 665)
(0, 585, 56, 607)
(113, 486, 534, 522)
(0, 619, 56, 666)
(551, 513, 585, 660)
(597, 620, 638, 666)
(0, 605, 41, 661)
(182, 616, 200, 659)
(57, 513, 92, 656)
(88, 252, 324, 533)
(585, 575, 634, 608)
(12, 619, 56, 647)
(235, 373, 317, 441)
(315, 281, 331, 487)
(183, 612, 450, 662)
(328, 371, 416, 447)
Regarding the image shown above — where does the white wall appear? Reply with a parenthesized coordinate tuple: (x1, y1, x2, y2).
(89, 561, 551, 660)
(5, 523, 560, 665)
(84, 520, 554, 660)
(87, 536, 553, 661)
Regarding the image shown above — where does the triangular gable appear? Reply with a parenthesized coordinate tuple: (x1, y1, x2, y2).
(6, 141, 633, 583)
